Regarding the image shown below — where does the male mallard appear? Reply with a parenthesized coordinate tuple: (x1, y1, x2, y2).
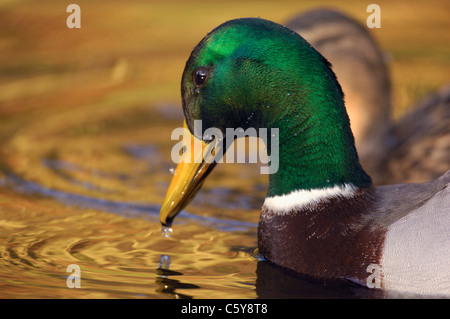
(159, 18, 450, 296)
(286, 8, 450, 185)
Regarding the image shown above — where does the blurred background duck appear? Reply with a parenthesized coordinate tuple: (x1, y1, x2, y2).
(285, 8, 450, 185)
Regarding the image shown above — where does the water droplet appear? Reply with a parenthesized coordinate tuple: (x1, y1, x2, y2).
(266, 105, 270, 108)
(169, 167, 175, 174)
(159, 255, 171, 269)
(287, 92, 291, 96)
(251, 248, 267, 261)
(161, 226, 173, 238)
(293, 133, 297, 137)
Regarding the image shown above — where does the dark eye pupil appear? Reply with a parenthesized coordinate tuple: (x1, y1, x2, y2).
(195, 69, 208, 86)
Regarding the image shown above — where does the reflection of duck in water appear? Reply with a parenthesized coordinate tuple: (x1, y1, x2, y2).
(286, 8, 450, 185)
(155, 255, 199, 299)
(159, 18, 449, 296)
(157, 253, 385, 298)
(255, 259, 385, 298)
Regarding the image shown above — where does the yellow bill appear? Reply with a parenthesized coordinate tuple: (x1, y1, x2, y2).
(159, 121, 219, 227)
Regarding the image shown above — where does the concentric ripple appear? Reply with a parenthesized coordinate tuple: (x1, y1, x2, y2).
(0, 103, 262, 298)
(0, 102, 379, 298)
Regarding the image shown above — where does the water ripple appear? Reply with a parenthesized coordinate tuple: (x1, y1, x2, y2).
(0, 174, 258, 232)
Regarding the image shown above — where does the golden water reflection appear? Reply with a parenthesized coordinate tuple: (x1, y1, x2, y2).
(1, 0, 449, 299)
(0, 102, 380, 298)
(0, 99, 261, 298)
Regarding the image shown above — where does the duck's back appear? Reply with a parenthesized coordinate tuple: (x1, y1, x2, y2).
(373, 170, 450, 296)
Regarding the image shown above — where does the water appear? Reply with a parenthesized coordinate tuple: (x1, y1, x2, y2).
(0, 101, 385, 298)
(161, 226, 173, 238)
(1, 0, 448, 300)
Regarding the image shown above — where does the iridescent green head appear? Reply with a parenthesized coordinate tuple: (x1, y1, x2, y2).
(160, 18, 371, 227)
(180, 18, 370, 197)
(182, 18, 343, 135)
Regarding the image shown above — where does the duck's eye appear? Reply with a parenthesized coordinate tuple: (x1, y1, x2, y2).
(194, 69, 208, 86)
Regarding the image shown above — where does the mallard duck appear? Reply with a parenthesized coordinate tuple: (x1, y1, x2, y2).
(385, 85, 450, 184)
(159, 18, 450, 296)
(285, 8, 450, 185)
